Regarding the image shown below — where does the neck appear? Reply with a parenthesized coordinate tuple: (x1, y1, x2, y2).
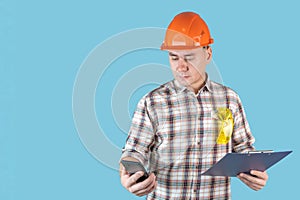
(190, 73, 207, 94)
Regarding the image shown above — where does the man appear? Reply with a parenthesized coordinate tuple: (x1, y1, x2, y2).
(120, 11, 268, 199)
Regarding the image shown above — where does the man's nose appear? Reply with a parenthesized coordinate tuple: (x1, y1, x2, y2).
(177, 58, 188, 72)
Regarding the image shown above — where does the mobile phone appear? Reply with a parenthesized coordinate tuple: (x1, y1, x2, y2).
(121, 160, 149, 183)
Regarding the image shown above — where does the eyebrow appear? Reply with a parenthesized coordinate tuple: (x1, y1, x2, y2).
(169, 52, 177, 57)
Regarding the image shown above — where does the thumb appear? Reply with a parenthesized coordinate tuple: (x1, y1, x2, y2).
(120, 165, 129, 177)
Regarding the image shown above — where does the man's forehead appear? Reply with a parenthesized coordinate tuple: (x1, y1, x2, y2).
(168, 48, 202, 56)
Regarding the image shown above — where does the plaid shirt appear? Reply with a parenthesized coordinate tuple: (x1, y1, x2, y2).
(121, 77, 255, 200)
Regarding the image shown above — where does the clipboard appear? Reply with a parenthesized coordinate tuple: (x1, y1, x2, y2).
(202, 150, 292, 177)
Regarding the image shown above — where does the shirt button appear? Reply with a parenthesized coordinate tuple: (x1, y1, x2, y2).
(194, 189, 197, 193)
(197, 142, 200, 145)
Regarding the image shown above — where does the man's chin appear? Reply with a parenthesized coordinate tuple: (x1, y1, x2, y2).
(176, 79, 191, 87)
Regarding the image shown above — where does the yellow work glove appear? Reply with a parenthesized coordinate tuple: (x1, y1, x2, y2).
(215, 108, 234, 144)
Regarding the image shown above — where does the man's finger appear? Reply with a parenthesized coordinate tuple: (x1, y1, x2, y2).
(127, 172, 145, 190)
(250, 170, 268, 181)
(239, 173, 265, 186)
(130, 173, 155, 193)
(238, 176, 261, 191)
(134, 176, 156, 196)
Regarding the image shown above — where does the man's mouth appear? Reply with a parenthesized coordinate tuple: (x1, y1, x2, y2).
(178, 74, 190, 79)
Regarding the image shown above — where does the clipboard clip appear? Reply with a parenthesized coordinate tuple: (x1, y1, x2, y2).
(247, 150, 274, 156)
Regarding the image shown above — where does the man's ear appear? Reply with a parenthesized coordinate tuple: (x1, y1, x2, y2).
(206, 46, 213, 63)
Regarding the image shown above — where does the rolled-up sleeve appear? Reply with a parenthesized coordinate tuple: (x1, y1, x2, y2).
(232, 95, 255, 153)
(120, 96, 156, 166)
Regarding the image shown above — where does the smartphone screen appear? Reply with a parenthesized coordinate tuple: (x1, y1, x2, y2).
(121, 160, 149, 183)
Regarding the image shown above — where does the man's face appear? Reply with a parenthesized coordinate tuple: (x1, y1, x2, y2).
(168, 47, 212, 93)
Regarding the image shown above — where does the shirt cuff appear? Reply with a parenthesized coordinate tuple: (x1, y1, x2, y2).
(119, 150, 147, 166)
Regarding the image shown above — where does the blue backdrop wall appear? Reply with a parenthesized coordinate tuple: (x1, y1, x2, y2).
(1, 0, 299, 199)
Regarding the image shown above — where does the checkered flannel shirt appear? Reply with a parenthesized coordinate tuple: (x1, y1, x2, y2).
(121, 77, 255, 200)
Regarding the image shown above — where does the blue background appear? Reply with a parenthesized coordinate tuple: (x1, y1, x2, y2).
(1, 0, 299, 199)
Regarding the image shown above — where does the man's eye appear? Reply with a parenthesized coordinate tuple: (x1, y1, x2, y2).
(171, 56, 179, 60)
(185, 56, 194, 61)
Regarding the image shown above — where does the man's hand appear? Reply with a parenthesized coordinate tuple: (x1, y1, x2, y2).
(237, 170, 268, 191)
(120, 158, 157, 197)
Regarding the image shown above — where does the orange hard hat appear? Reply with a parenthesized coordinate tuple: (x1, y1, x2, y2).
(161, 12, 214, 50)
